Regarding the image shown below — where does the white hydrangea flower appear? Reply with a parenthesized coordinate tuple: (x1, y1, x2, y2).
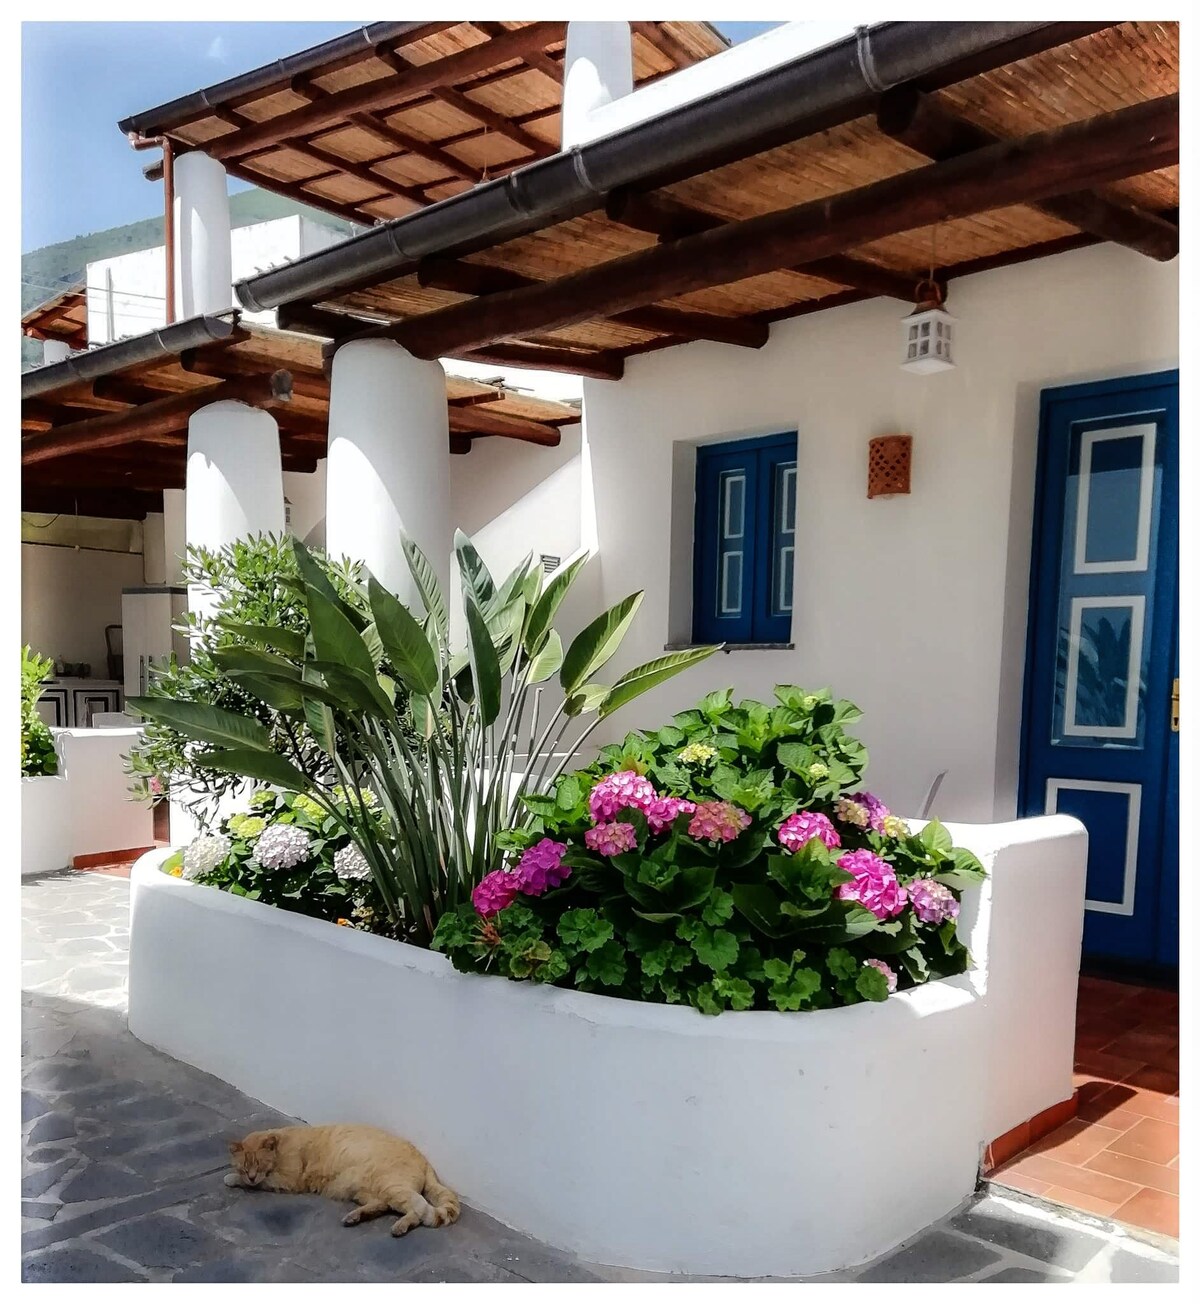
(253, 823, 312, 871)
(334, 842, 372, 880)
(182, 833, 232, 880)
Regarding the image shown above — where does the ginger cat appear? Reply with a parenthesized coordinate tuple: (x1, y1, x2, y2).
(225, 1124, 460, 1237)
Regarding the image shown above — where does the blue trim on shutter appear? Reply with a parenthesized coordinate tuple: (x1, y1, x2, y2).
(693, 432, 797, 644)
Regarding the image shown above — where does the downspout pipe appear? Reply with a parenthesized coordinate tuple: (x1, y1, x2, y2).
(129, 134, 176, 324)
(235, 20, 1056, 313)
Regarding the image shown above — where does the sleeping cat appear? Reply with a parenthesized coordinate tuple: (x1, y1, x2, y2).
(225, 1124, 460, 1237)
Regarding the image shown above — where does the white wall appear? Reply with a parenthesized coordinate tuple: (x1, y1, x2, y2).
(578, 244, 1179, 821)
(21, 543, 144, 672)
(86, 215, 344, 342)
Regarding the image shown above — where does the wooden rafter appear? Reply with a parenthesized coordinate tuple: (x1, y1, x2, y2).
(371, 94, 1177, 361)
(877, 86, 1179, 262)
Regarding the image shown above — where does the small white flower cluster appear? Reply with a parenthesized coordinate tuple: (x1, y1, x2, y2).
(252, 823, 312, 871)
(334, 842, 372, 880)
(182, 833, 232, 880)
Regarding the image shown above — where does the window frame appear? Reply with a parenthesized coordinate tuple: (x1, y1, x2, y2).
(692, 432, 798, 645)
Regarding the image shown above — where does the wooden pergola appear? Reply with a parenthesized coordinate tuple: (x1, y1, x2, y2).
(193, 21, 1177, 378)
(21, 315, 581, 520)
(22, 284, 89, 352)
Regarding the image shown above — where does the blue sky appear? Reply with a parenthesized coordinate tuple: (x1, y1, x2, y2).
(21, 21, 780, 253)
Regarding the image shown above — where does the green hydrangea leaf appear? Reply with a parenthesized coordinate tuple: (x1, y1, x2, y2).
(919, 818, 953, 854)
(700, 887, 735, 926)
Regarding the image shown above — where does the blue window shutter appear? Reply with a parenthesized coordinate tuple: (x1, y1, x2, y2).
(693, 432, 797, 645)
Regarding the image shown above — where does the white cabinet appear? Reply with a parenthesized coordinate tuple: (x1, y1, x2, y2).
(121, 587, 190, 698)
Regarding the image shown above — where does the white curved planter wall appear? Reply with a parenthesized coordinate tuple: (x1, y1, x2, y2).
(128, 816, 1085, 1277)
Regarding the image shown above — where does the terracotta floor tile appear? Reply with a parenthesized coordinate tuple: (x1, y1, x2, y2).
(1074, 1050, 1148, 1084)
(1078, 976, 1145, 1003)
(1112, 1187, 1179, 1238)
(1028, 1119, 1126, 1166)
(1084, 1148, 1180, 1195)
(998, 1153, 1141, 1205)
(1041, 1185, 1123, 1219)
(1075, 1102, 1143, 1133)
(1121, 1091, 1180, 1125)
(1101, 1030, 1179, 1071)
(1106, 1117, 1179, 1166)
(990, 1169, 1053, 1198)
(1125, 1065, 1179, 1097)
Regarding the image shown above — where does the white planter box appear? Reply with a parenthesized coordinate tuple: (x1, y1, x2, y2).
(21, 775, 72, 875)
(128, 815, 1086, 1277)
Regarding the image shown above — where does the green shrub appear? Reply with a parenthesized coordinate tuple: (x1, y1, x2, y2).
(21, 646, 58, 777)
(431, 686, 986, 1014)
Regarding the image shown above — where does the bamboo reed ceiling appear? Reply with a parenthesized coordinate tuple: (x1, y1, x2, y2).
(260, 21, 1176, 370)
(135, 21, 727, 226)
(21, 319, 581, 519)
(21, 285, 89, 350)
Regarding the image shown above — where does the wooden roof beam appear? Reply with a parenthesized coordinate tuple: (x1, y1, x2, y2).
(22, 486, 162, 520)
(23, 372, 293, 465)
(208, 22, 567, 162)
(387, 94, 1178, 360)
(417, 256, 769, 348)
(449, 390, 505, 407)
(447, 405, 560, 447)
(607, 191, 921, 300)
(180, 349, 330, 401)
(631, 22, 705, 70)
(877, 86, 1179, 262)
(453, 343, 624, 381)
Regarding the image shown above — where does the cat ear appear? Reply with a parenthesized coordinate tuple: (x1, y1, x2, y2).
(262, 1134, 278, 1151)
(228, 1140, 243, 1155)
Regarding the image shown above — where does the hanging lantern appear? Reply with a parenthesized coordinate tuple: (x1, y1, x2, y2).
(900, 278, 956, 374)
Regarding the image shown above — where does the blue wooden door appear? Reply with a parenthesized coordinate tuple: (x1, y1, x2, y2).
(1020, 371, 1178, 968)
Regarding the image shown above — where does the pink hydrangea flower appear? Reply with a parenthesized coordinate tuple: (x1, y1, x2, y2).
(646, 795, 697, 834)
(148, 775, 164, 796)
(472, 870, 519, 918)
(588, 770, 658, 821)
(585, 822, 638, 857)
(865, 958, 898, 993)
(908, 878, 960, 925)
(836, 848, 908, 920)
(513, 838, 570, 896)
(687, 801, 752, 844)
(777, 810, 842, 853)
(849, 791, 890, 833)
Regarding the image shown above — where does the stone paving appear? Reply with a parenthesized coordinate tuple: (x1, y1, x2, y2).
(21, 869, 1181, 1284)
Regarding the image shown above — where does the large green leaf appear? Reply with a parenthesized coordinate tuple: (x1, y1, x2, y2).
(306, 586, 378, 682)
(214, 622, 305, 659)
(599, 645, 720, 719)
(463, 592, 502, 725)
(489, 553, 535, 618)
(126, 697, 272, 752)
(210, 646, 301, 679)
(291, 538, 360, 625)
(402, 534, 448, 644)
(226, 671, 306, 713)
(560, 592, 644, 696)
(368, 576, 440, 696)
(307, 660, 395, 718)
(523, 553, 587, 655)
(527, 628, 563, 683)
(195, 747, 310, 790)
(564, 683, 609, 716)
(303, 697, 338, 758)
(454, 529, 495, 609)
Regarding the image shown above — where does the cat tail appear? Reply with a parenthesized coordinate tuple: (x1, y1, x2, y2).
(421, 1165, 461, 1227)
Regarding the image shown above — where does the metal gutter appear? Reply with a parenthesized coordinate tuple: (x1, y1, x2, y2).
(234, 20, 1055, 314)
(116, 22, 434, 137)
(21, 314, 242, 400)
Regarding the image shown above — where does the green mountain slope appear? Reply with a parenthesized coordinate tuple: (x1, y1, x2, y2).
(22, 189, 360, 368)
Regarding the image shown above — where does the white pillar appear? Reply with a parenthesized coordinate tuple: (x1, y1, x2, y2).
(561, 21, 633, 147)
(162, 488, 187, 586)
(325, 339, 450, 606)
(42, 338, 72, 364)
(185, 400, 284, 616)
(174, 151, 233, 318)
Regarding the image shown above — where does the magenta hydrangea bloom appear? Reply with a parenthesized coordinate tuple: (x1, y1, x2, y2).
(835, 848, 908, 920)
(687, 801, 752, 844)
(472, 870, 519, 918)
(849, 791, 890, 833)
(513, 838, 570, 896)
(865, 958, 898, 993)
(588, 770, 658, 822)
(646, 795, 697, 834)
(777, 810, 842, 853)
(908, 878, 960, 925)
(585, 821, 638, 857)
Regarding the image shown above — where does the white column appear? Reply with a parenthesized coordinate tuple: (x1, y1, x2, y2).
(162, 488, 187, 586)
(174, 151, 233, 318)
(42, 338, 72, 364)
(325, 339, 450, 606)
(185, 400, 284, 616)
(561, 21, 633, 147)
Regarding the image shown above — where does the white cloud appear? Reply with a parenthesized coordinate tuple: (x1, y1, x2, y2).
(206, 34, 230, 62)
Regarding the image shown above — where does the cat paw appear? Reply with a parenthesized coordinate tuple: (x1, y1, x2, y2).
(390, 1218, 416, 1237)
(342, 1210, 362, 1227)
(223, 1173, 242, 1188)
